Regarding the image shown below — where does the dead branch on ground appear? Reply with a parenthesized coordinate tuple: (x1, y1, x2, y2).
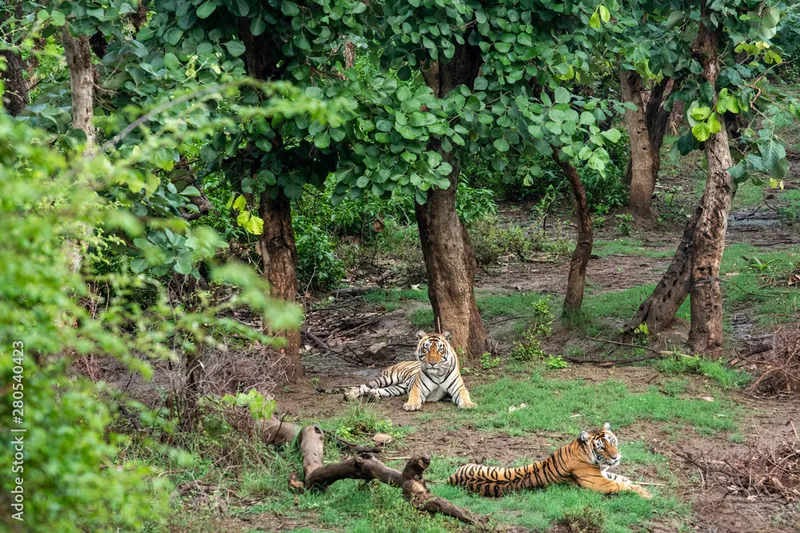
(291, 425, 488, 527)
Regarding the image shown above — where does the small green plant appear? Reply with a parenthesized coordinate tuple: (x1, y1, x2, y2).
(295, 216, 346, 291)
(511, 298, 554, 362)
(545, 355, 569, 369)
(326, 403, 404, 444)
(745, 255, 779, 273)
(220, 390, 276, 420)
(481, 352, 502, 370)
(657, 354, 750, 390)
(310, 377, 320, 388)
(616, 213, 634, 236)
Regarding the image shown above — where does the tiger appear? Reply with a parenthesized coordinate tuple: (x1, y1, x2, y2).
(344, 330, 476, 411)
(447, 422, 652, 499)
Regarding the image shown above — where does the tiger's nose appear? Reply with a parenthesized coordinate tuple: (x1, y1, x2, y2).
(612, 454, 621, 461)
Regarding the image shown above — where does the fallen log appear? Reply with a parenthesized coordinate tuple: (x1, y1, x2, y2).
(260, 415, 299, 446)
(293, 425, 487, 526)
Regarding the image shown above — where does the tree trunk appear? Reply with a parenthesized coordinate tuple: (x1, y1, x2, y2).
(0, 49, 28, 116)
(258, 189, 303, 382)
(689, 15, 733, 353)
(623, 204, 700, 334)
(415, 144, 488, 359)
(61, 24, 95, 146)
(416, 44, 488, 360)
(552, 148, 593, 316)
(620, 69, 657, 217)
(0, 2, 28, 116)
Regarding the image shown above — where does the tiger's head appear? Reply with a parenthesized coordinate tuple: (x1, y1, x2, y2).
(578, 422, 621, 468)
(415, 330, 455, 372)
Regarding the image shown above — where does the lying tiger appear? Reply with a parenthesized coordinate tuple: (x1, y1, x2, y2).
(344, 330, 475, 411)
(448, 422, 651, 498)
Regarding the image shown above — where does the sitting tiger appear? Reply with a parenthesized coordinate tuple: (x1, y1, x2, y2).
(344, 330, 475, 411)
(447, 422, 651, 499)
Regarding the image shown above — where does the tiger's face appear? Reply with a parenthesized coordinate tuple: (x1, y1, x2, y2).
(415, 330, 454, 372)
(579, 422, 621, 468)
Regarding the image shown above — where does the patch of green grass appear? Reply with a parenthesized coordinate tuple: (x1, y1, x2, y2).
(410, 292, 552, 328)
(656, 356, 750, 390)
(363, 287, 429, 312)
(321, 402, 411, 449)
(594, 238, 673, 259)
(731, 180, 765, 210)
(447, 374, 737, 437)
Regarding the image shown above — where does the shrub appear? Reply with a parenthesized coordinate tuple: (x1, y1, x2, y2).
(294, 216, 346, 291)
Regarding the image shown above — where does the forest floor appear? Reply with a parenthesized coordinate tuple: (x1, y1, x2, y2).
(161, 154, 800, 532)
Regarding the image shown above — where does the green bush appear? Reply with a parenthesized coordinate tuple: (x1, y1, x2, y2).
(295, 216, 346, 291)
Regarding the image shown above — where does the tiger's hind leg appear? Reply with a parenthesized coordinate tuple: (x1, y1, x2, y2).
(344, 372, 411, 402)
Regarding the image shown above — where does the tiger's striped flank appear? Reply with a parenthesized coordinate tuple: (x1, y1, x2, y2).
(447, 423, 651, 499)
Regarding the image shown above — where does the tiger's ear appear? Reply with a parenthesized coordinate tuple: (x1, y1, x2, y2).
(443, 330, 452, 340)
(603, 421, 611, 430)
(579, 431, 590, 443)
(416, 330, 427, 339)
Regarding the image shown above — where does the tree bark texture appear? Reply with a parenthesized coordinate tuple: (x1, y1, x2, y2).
(0, 2, 28, 116)
(416, 45, 488, 360)
(552, 148, 593, 316)
(0, 48, 28, 116)
(258, 190, 303, 382)
(238, 20, 303, 381)
(295, 425, 486, 525)
(61, 24, 95, 146)
(689, 16, 734, 353)
(623, 204, 700, 334)
(620, 69, 657, 217)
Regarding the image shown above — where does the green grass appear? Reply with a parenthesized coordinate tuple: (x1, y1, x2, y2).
(410, 292, 552, 329)
(442, 373, 737, 437)
(363, 287, 429, 312)
(731, 180, 766, 210)
(593, 238, 673, 259)
(655, 356, 750, 390)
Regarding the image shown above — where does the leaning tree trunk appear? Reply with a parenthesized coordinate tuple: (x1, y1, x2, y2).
(620, 69, 657, 217)
(61, 24, 95, 146)
(417, 45, 489, 360)
(623, 204, 700, 334)
(689, 17, 733, 353)
(552, 148, 593, 316)
(259, 190, 303, 382)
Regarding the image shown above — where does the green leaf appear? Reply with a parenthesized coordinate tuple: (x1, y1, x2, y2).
(50, 10, 66, 26)
(165, 28, 183, 46)
(598, 5, 610, 23)
(666, 10, 684, 29)
(376, 120, 392, 132)
(130, 258, 148, 274)
(692, 121, 712, 142)
(473, 77, 488, 91)
(493, 138, 510, 152)
(600, 128, 621, 143)
(759, 140, 786, 173)
(707, 113, 721, 135)
(517, 33, 532, 47)
(554, 86, 570, 104)
(244, 214, 264, 235)
(589, 11, 601, 29)
(163, 52, 180, 70)
(251, 16, 266, 36)
(196, 1, 216, 19)
(180, 186, 201, 197)
(314, 131, 331, 149)
(233, 195, 247, 212)
(282, 1, 300, 16)
(224, 40, 246, 57)
(690, 106, 712, 121)
(770, 158, 789, 180)
(579, 111, 595, 125)
(174, 256, 193, 275)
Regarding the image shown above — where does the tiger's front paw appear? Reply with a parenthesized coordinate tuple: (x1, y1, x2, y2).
(403, 401, 422, 412)
(368, 389, 381, 400)
(459, 400, 477, 409)
(632, 485, 652, 499)
(343, 387, 361, 401)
